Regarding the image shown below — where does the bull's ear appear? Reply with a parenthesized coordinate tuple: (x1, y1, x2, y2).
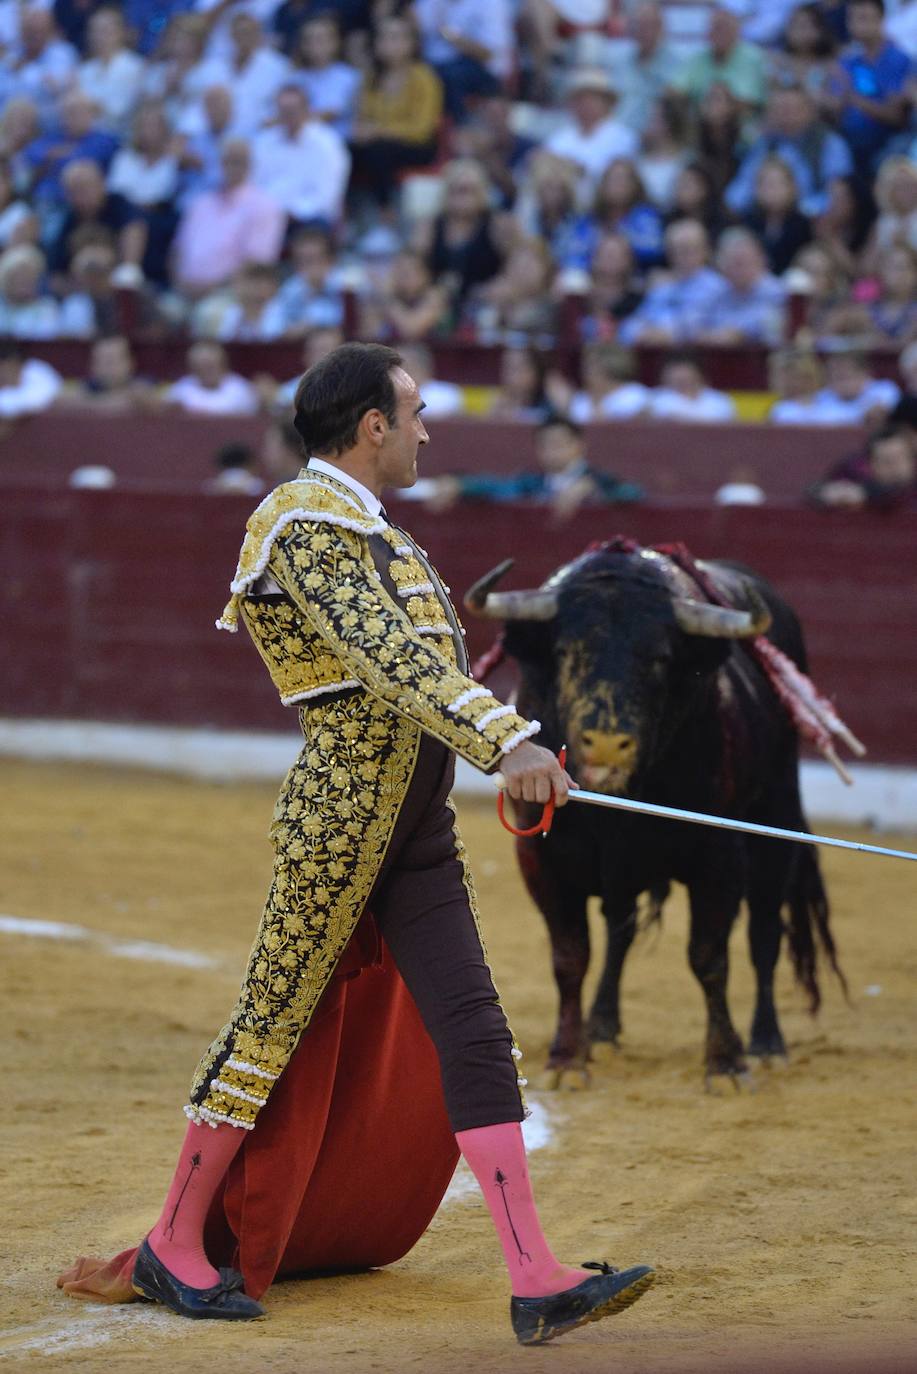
(503, 619, 556, 664)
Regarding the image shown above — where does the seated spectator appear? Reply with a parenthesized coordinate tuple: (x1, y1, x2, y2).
(349, 14, 443, 211)
(823, 244, 917, 344)
(46, 160, 145, 281)
(619, 218, 723, 345)
(0, 341, 62, 418)
(107, 100, 181, 285)
(768, 347, 838, 422)
(649, 351, 737, 421)
(167, 341, 259, 415)
(361, 249, 448, 341)
(276, 226, 345, 335)
(668, 5, 768, 113)
(273, 0, 365, 57)
(22, 90, 119, 207)
(0, 244, 62, 337)
(60, 334, 153, 411)
(551, 342, 650, 422)
(4, 8, 77, 125)
(699, 228, 786, 346)
(665, 162, 731, 242)
(252, 84, 350, 229)
(542, 68, 638, 191)
(578, 232, 645, 341)
(0, 162, 37, 249)
(262, 325, 345, 412)
(193, 263, 286, 341)
(487, 344, 552, 421)
(514, 152, 583, 269)
(609, 2, 678, 135)
(812, 348, 901, 423)
(204, 441, 267, 496)
(172, 138, 286, 296)
(415, 159, 504, 311)
(0, 98, 40, 193)
(860, 156, 917, 272)
(767, 2, 839, 99)
(691, 80, 744, 199)
(77, 7, 146, 133)
(898, 339, 917, 400)
(174, 85, 239, 205)
(414, 0, 512, 121)
(213, 11, 292, 138)
(452, 93, 536, 209)
(787, 241, 852, 336)
(465, 238, 557, 342)
(428, 415, 644, 517)
(742, 156, 813, 275)
(575, 158, 665, 270)
(810, 423, 916, 509)
(261, 416, 305, 485)
(142, 14, 226, 117)
(290, 13, 361, 139)
(399, 342, 465, 418)
(725, 85, 853, 219)
(823, 0, 911, 173)
(811, 173, 876, 277)
(57, 242, 120, 337)
(636, 98, 690, 211)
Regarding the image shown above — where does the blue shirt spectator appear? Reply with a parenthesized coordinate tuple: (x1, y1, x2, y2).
(725, 86, 853, 218)
(275, 225, 345, 333)
(619, 218, 723, 345)
(124, 0, 195, 57)
(831, 0, 911, 166)
(24, 91, 119, 208)
(699, 228, 786, 346)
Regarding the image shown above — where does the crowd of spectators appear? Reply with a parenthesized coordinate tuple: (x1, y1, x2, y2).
(0, 0, 914, 452)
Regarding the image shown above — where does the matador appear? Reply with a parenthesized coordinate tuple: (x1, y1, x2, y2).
(127, 344, 655, 1345)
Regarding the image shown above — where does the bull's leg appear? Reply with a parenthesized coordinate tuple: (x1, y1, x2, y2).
(687, 876, 746, 1079)
(515, 838, 590, 1084)
(746, 835, 792, 1059)
(588, 897, 638, 1046)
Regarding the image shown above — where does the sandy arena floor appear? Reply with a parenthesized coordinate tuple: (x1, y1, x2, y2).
(1, 758, 915, 1374)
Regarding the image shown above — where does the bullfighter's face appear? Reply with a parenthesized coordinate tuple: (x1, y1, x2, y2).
(377, 366, 429, 490)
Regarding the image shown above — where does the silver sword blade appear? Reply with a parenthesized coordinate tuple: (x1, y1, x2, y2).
(563, 789, 917, 863)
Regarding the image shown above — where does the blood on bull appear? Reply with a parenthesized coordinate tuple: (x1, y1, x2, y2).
(465, 540, 846, 1087)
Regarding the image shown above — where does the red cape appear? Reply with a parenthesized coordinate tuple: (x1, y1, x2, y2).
(58, 918, 460, 1303)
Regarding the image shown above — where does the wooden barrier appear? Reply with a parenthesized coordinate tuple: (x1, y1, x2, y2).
(4, 487, 916, 764)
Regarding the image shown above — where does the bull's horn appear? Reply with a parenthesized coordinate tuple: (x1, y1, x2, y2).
(464, 559, 559, 621)
(674, 587, 771, 639)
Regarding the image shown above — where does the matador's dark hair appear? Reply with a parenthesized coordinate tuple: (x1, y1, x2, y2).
(293, 342, 404, 457)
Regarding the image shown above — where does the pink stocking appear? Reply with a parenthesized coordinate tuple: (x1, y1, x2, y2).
(147, 1120, 245, 1288)
(455, 1122, 591, 1298)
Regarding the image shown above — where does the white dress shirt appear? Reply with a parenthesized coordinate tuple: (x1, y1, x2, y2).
(168, 372, 259, 415)
(307, 456, 383, 519)
(208, 47, 291, 136)
(649, 387, 736, 423)
(0, 357, 62, 416)
(544, 116, 638, 187)
(414, 0, 513, 77)
(78, 51, 146, 130)
(252, 120, 350, 223)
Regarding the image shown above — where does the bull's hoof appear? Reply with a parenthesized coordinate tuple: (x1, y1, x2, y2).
(538, 1063, 592, 1092)
(587, 1014, 622, 1046)
(704, 1065, 755, 1095)
(748, 1027, 787, 1060)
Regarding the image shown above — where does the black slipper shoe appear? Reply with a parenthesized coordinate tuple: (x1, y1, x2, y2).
(510, 1260, 655, 1346)
(131, 1238, 265, 1320)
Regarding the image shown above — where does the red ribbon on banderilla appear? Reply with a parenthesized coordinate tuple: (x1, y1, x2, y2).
(495, 747, 917, 864)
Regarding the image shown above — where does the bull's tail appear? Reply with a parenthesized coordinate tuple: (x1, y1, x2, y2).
(785, 844, 849, 1012)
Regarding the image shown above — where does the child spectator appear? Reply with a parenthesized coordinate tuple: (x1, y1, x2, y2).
(487, 344, 552, 421)
(276, 226, 345, 335)
(699, 228, 786, 346)
(290, 14, 361, 139)
(553, 342, 650, 422)
(649, 351, 737, 422)
(362, 249, 448, 341)
(0, 244, 62, 337)
(579, 232, 645, 341)
(167, 341, 259, 415)
(195, 263, 286, 341)
(349, 15, 442, 210)
(812, 348, 901, 423)
(204, 441, 266, 496)
(398, 342, 465, 418)
(0, 341, 62, 417)
(77, 7, 146, 133)
(742, 156, 813, 275)
(620, 218, 723, 345)
(810, 424, 916, 509)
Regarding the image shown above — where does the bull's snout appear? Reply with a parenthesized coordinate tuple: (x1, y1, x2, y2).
(579, 730, 637, 792)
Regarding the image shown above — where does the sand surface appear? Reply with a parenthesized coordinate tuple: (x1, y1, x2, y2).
(1, 758, 915, 1373)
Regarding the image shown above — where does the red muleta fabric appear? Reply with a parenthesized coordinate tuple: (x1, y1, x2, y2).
(57, 917, 460, 1304)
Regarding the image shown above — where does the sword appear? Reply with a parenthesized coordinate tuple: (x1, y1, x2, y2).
(495, 749, 917, 864)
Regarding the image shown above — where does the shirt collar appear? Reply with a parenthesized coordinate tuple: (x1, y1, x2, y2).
(306, 457, 384, 519)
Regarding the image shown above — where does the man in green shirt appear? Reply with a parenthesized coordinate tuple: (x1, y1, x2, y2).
(669, 5, 768, 112)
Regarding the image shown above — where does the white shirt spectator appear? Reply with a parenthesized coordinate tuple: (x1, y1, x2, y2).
(168, 371, 259, 415)
(418, 378, 465, 418)
(293, 63, 361, 139)
(0, 295, 61, 338)
(649, 386, 736, 422)
(0, 357, 62, 416)
(199, 297, 287, 342)
(544, 116, 638, 187)
(208, 48, 291, 136)
(78, 50, 146, 131)
(414, 0, 513, 78)
(108, 149, 180, 206)
(808, 379, 901, 425)
(6, 35, 76, 119)
(197, 0, 285, 62)
(570, 383, 650, 422)
(253, 120, 350, 223)
(0, 200, 33, 248)
(769, 396, 856, 425)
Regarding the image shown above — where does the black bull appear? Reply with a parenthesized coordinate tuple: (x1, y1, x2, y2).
(466, 544, 844, 1083)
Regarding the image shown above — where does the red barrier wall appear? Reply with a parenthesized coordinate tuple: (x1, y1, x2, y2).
(0, 411, 865, 500)
(4, 487, 916, 764)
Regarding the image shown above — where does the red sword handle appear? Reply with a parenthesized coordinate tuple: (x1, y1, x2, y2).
(496, 746, 567, 838)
